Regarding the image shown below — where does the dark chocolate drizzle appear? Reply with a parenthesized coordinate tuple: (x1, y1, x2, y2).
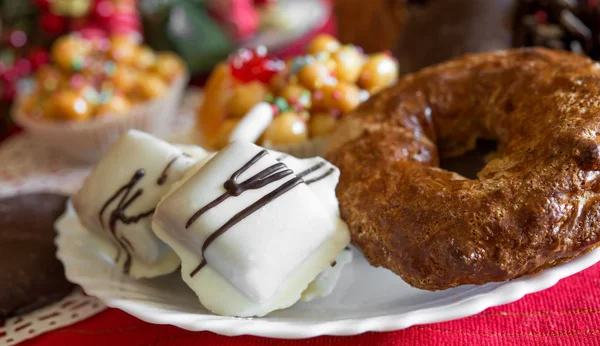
(297, 162, 326, 178)
(186, 151, 337, 277)
(98, 169, 155, 274)
(185, 150, 293, 229)
(99, 155, 186, 274)
(189, 177, 303, 276)
(304, 168, 335, 185)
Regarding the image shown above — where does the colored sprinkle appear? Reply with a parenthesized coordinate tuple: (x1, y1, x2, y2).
(299, 111, 310, 122)
(298, 92, 311, 107)
(83, 87, 99, 104)
(264, 93, 274, 102)
(270, 103, 280, 116)
(70, 74, 85, 89)
(71, 58, 84, 71)
(330, 109, 342, 119)
(274, 97, 289, 112)
(332, 90, 342, 100)
(315, 51, 330, 61)
(98, 89, 113, 104)
(290, 55, 315, 74)
(104, 61, 117, 76)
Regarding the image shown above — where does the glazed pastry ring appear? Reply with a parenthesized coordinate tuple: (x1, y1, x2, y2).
(326, 48, 600, 291)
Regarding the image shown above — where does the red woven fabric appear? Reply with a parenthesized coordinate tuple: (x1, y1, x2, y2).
(21, 262, 600, 346)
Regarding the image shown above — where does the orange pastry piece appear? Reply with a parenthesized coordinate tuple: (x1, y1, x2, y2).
(197, 63, 234, 149)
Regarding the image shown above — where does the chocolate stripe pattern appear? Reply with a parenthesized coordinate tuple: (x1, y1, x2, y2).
(99, 155, 186, 274)
(186, 151, 337, 278)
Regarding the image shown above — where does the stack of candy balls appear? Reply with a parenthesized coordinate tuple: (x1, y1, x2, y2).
(197, 34, 399, 149)
(18, 34, 184, 122)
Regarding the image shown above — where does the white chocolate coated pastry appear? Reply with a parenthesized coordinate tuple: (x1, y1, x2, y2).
(73, 130, 208, 279)
(153, 142, 350, 317)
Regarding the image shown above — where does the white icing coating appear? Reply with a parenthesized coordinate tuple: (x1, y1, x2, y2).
(153, 142, 350, 316)
(301, 246, 353, 302)
(73, 130, 207, 279)
(228, 102, 274, 144)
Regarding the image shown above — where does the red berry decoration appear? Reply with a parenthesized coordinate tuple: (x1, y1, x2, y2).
(40, 12, 66, 36)
(229, 47, 284, 84)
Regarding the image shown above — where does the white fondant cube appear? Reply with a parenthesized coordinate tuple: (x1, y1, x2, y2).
(154, 141, 336, 303)
(73, 130, 199, 278)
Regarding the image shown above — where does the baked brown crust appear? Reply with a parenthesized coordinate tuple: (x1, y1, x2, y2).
(326, 48, 600, 291)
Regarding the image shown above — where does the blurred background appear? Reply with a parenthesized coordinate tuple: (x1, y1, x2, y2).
(1, 0, 597, 142)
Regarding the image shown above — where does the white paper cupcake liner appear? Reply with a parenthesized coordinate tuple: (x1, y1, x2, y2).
(12, 72, 189, 163)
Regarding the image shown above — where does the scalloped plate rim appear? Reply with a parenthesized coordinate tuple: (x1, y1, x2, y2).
(56, 211, 600, 339)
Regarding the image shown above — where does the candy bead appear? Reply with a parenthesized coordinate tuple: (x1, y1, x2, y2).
(297, 61, 334, 90)
(262, 111, 308, 144)
(135, 73, 168, 100)
(36, 66, 63, 92)
(332, 45, 364, 83)
(110, 66, 138, 93)
(109, 35, 137, 65)
(96, 94, 131, 116)
(43, 90, 93, 121)
(152, 52, 183, 82)
(226, 81, 267, 118)
(309, 112, 338, 137)
(324, 82, 361, 113)
(358, 53, 399, 93)
(307, 34, 341, 55)
(136, 45, 157, 70)
(51, 36, 91, 72)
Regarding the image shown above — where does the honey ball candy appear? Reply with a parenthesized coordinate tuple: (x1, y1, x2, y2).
(136, 45, 157, 70)
(135, 73, 169, 100)
(226, 81, 267, 118)
(36, 65, 64, 93)
(279, 84, 310, 102)
(307, 34, 341, 55)
(110, 65, 138, 93)
(358, 53, 399, 94)
(268, 71, 288, 94)
(109, 35, 138, 65)
(43, 90, 93, 121)
(297, 61, 334, 91)
(152, 52, 184, 82)
(215, 119, 240, 149)
(309, 112, 338, 137)
(51, 35, 91, 72)
(20, 93, 40, 116)
(95, 94, 131, 116)
(310, 88, 327, 111)
(262, 111, 308, 144)
(332, 45, 364, 83)
(324, 82, 361, 113)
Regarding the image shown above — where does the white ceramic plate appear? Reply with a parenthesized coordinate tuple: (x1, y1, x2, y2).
(56, 204, 600, 339)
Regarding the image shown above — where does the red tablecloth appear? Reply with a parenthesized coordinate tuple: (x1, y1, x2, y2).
(20, 262, 600, 346)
